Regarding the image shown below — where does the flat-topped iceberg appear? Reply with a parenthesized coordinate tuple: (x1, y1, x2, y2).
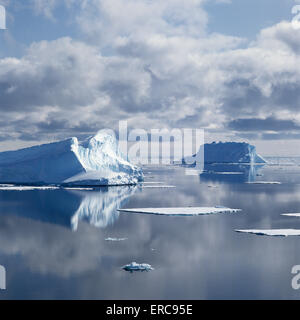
(0, 131, 143, 186)
(185, 142, 266, 164)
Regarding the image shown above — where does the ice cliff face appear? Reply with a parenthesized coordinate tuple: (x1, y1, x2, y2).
(203, 142, 266, 164)
(0, 131, 143, 185)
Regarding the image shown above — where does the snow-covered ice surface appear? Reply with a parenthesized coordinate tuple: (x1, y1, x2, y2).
(118, 206, 241, 216)
(235, 229, 300, 237)
(0, 131, 143, 186)
(0, 186, 60, 191)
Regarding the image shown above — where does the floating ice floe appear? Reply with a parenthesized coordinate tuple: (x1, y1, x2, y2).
(142, 185, 176, 189)
(211, 172, 244, 175)
(246, 181, 281, 185)
(0, 186, 59, 191)
(118, 206, 241, 216)
(105, 237, 128, 242)
(235, 229, 300, 237)
(63, 187, 94, 191)
(122, 262, 154, 273)
(142, 182, 164, 184)
(281, 213, 300, 218)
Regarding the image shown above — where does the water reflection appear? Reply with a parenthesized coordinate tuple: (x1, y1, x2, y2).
(70, 186, 139, 230)
(200, 163, 265, 183)
(0, 186, 139, 230)
(2, 164, 300, 299)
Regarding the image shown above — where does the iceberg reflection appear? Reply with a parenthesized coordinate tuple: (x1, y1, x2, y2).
(0, 186, 139, 230)
(70, 186, 139, 230)
(200, 163, 265, 184)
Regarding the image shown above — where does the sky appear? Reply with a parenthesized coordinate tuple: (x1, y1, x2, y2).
(0, 0, 300, 155)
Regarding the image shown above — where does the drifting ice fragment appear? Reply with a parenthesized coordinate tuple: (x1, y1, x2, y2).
(105, 237, 128, 241)
(281, 213, 300, 218)
(0, 186, 59, 191)
(235, 229, 300, 237)
(118, 206, 241, 216)
(122, 262, 154, 273)
(142, 185, 176, 189)
(246, 181, 281, 185)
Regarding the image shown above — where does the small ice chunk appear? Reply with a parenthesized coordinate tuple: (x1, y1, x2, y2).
(118, 206, 241, 216)
(281, 213, 300, 218)
(105, 237, 128, 241)
(246, 181, 281, 185)
(63, 187, 94, 191)
(235, 229, 300, 237)
(142, 182, 165, 184)
(213, 172, 244, 175)
(142, 185, 176, 189)
(122, 262, 154, 273)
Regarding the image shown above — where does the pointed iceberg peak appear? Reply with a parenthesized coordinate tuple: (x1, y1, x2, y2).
(0, 132, 143, 186)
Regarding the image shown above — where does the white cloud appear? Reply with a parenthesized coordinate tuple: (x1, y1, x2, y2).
(0, 2, 300, 146)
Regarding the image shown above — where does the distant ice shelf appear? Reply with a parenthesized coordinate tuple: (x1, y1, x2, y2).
(118, 206, 241, 216)
(235, 229, 300, 237)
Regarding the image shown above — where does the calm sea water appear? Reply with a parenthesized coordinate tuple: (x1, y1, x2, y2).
(1, 159, 300, 299)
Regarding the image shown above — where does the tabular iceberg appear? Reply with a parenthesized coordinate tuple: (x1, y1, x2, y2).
(0, 131, 143, 186)
(185, 142, 266, 164)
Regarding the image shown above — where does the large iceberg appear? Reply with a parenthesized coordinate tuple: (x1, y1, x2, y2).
(185, 142, 266, 164)
(0, 131, 143, 186)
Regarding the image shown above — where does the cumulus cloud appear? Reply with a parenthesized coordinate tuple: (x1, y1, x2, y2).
(0, 1, 300, 146)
